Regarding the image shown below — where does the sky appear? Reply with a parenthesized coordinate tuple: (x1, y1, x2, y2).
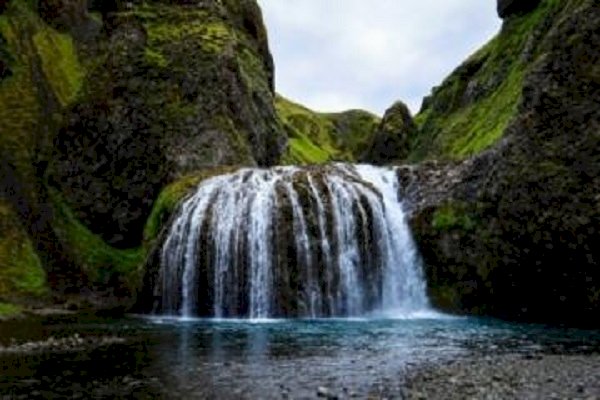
(256, 0, 501, 115)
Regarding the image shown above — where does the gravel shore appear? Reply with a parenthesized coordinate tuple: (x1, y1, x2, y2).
(0, 334, 125, 354)
(402, 354, 600, 400)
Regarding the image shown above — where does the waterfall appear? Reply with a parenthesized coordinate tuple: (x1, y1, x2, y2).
(157, 164, 429, 319)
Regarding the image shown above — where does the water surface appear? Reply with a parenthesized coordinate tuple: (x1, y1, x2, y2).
(1, 314, 599, 399)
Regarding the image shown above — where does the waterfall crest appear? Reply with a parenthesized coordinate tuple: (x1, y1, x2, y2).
(157, 164, 429, 318)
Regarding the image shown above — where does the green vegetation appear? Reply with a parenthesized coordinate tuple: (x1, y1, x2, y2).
(432, 202, 476, 232)
(0, 5, 44, 201)
(144, 167, 239, 242)
(0, 201, 48, 301)
(276, 95, 379, 165)
(0, 302, 22, 318)
(144, 48, 168, 68)
(146, 19, 232, 55)
(50, 191, 144, 287)
(33, 28, 83, 107)
(325, 109, 382, 157)
(411, 0, 564, 161)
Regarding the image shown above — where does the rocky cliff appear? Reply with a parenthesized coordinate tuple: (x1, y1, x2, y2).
(0, 0, 287, 310)
(392, 0, 599, 326)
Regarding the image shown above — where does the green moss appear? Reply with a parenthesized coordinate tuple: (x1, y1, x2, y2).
(412, 0, 563, 161)
(432, 202, 476, 232)
(0, 201, 48, 300)
(145, 11, 233, 55)
(50, 191, 144, 286)
(144, 167, 239, 242)
(237, 45, 269, 92)
(33, 27, 83, 107)
(0, 302, 22, 317)
(144, 48, 168, 68)
(0, 11, 43, 202)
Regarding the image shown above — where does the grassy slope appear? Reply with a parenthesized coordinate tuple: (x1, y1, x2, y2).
(411, 0, 563, 161)
(276, 95, 379, 165)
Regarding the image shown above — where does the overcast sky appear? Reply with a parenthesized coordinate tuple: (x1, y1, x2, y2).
(257, 0, 501, 115)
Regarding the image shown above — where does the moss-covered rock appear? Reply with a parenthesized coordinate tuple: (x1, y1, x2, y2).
(410, 0, 565, 162)
(363, 100, 416, 164)
(0, 0, 285, 310)
(0, 0, 87, 298)
(48, 0, 286, 247)
(0, 200, 48, 304)
(409, 0, 600, 326)
(276, 95, 380, 165)
(144, 166, 240, 243)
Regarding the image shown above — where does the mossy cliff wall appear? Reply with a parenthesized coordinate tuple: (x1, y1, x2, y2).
(49, 0, 287, 248)
(0, 0, 286, 310)
(401, 0, 600, 326)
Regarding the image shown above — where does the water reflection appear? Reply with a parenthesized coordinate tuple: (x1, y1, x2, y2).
(1, 315, 599, 399)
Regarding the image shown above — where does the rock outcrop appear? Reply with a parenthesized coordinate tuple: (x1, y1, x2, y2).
(363, 101, 416, 164)
(407, 0, 600, 326)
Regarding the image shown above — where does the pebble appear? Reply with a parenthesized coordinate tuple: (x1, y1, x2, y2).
(402, 354, 600, 400)
(0, 334, 125, 354)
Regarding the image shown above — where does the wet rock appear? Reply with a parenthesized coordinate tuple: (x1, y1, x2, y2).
(317, 386, 338, 399)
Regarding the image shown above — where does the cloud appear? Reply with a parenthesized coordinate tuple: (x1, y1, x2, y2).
(257, 0, 501, 115)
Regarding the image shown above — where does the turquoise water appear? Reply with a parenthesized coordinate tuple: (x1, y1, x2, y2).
(1, 314, 599, 399)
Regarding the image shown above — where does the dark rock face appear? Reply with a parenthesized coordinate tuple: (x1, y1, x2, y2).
(48, 0, 287, 246)
(409, 0, 600, 326)
(38, 0, 89, 30)
(0, 33, 12, 80)
(363, 101, 416, 164)
(497, 0, 542, 19)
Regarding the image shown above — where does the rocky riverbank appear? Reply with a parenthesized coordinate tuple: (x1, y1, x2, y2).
(402, 354, 600, 399)
(0, 334, 125, 354)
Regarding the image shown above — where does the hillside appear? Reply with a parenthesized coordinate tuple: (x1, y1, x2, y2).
(391, 0, 600, 325)
(276, 95, 380, 165)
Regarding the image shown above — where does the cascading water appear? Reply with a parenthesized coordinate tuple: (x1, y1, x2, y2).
(156, 164, 429, 319)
